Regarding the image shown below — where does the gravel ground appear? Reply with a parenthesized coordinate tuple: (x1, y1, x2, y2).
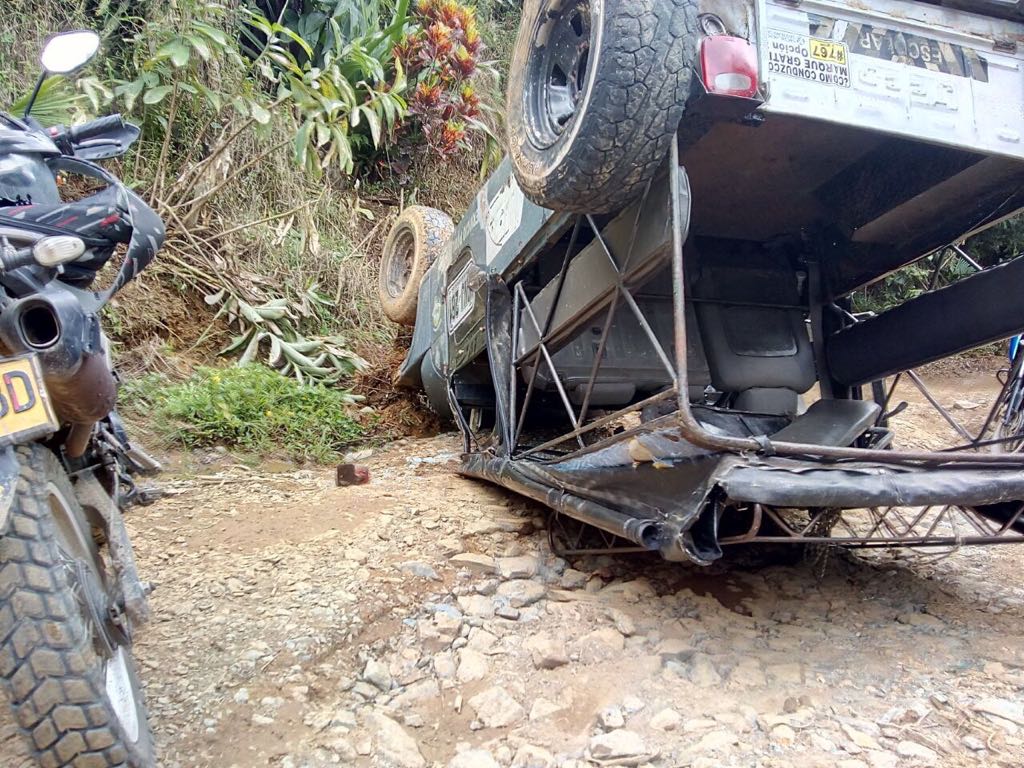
(3, 370, 1024, 768)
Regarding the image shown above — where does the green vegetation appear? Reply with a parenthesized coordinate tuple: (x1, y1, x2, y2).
(853, 217, 1024, 315)
(2, 0, 508, 377)
(124, 365, 367, 462)
(0, 0, 522, 461)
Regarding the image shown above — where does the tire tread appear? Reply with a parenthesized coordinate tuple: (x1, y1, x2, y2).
(0, 446, 144, 767)
(508, 0, 698, 213)
(378, 206, 454, 327)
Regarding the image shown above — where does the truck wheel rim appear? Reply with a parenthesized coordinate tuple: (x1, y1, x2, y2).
(524, 0, 593, 150)
(386, 228, 416, 298)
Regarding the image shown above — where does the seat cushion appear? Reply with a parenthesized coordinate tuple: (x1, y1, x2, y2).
(734, 388, 802, 416)
(770, 399, 880, 447)
(693, 258, 817, 395)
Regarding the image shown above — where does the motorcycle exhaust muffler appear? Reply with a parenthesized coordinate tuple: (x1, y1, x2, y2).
(0, 285, 117, 434)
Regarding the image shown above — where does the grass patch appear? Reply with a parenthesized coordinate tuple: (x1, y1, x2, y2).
(123, 364, 367, 463)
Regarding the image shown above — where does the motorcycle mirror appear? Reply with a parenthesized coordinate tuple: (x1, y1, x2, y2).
(40, 31, 100, 74)
(24, 31, 100, 119)
(32, 236, 86, 267)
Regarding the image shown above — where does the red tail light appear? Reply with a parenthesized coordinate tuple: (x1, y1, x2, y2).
(700, 35, 759, 98)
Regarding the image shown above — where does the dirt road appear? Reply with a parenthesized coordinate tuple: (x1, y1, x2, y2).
(3, 367, 1024, 767)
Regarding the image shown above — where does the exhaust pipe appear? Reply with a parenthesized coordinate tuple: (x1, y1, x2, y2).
(0, 285, 117, 430)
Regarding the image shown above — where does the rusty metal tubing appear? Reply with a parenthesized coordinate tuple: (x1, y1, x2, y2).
(905, 369, 972, 442)
(723, 535, 1024, 547)
(577, 183, 651, 424)
(973, 351, 1022, 445)
(460, 456, 667, 550)
(665, 141, 1024, 468)
(64, 422, 93, 459)
(717, 503, 763, 544)
(518, 284, 586, 449)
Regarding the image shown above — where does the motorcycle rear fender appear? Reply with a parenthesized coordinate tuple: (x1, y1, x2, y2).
(0, 447, 21, 533)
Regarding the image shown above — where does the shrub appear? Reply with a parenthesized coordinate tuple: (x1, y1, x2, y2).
(395, 0, 489, 156)
(125, 364, 367, 462)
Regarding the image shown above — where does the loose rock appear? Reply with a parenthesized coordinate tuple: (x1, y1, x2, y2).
(497, 555, 540, 579)
(366, 711, 426, 768)
(362, 659, 392, 692)
(511, 744, 555, 768)
(650, 709, 682, 732)
(456, 649, 489, 684)
(451, 553, 497, 575)
(449, 749, 499, 768)
(468, 686, 526, 728)
(525, 634, 569, 670)
(589, 729, 647, 760)
(497, 579, 546, 608)
(574, 627, 626, 664)
(599, 705, 625, 730)
(895, 740, 938, 762)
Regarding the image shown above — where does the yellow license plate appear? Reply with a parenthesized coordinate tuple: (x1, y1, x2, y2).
(810, 39, 848, 66)
(0, 356, 58, 445)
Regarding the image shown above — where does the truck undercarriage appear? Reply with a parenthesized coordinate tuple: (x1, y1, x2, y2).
(435, 149, 1024, 564)
(388, 0, 1024, 564)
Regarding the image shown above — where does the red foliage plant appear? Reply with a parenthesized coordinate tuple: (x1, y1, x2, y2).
(394, 0, 486, 156)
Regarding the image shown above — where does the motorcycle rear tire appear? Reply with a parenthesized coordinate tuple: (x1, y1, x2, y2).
(0, 445, 154, 767)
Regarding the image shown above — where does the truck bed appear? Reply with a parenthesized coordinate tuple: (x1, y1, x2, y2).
(685, 0, 1024, 293)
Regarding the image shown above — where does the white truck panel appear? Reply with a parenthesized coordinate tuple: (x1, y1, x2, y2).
(758, 0, 1024, 159)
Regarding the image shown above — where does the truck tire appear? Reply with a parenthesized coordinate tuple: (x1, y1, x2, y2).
(379, 206, 454, 327)
(507, 0, 697, 214)
(0, 445, 154, 767)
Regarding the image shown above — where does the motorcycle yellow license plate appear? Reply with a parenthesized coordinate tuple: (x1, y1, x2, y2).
(0, 356, 58, 445)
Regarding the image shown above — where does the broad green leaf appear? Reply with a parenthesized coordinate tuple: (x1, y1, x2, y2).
(315, 122, 331, 147)
(268, 335, 285, 367)
(171, 43, 191, 68)
(238, 300, 265, 326)
(187, 34, 212, 60)
(143, 85, 173, 105)
(198, 84, 223, 112)
(250, 102, 271, 125)
(294, 120, 314, 166)
(238, 331, 264, 366)
(193, 22, 230, 48)
(220, 330, 253, 356)
(361, 104, 382, 146)
(276, 25, 314, 59)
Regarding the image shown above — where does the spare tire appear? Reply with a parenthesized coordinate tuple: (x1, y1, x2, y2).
(507, 0, 697, 214)
(379, 205, 454, 327)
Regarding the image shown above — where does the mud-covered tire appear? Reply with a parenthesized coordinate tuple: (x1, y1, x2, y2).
(0, 445, 154, 767)
(507, 0, 698, 213)
(378, 206, 454, 327)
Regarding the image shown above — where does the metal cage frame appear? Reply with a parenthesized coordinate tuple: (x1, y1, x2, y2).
(451, 141, 1024, 552)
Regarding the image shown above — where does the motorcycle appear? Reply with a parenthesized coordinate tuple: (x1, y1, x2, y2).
(0, 31, 162, 767)
(992, 334, 1024, 452)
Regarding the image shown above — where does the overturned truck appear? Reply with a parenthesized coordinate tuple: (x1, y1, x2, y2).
(380, 0, 1024, 563)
